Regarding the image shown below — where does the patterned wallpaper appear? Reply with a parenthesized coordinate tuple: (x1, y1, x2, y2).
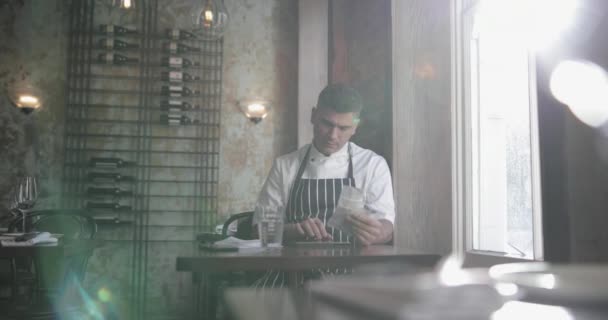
(0, 0, 297, 225)
(0, 0, 68, 216)
(219, 0, 298, 218)
(0, 0, 297, 318)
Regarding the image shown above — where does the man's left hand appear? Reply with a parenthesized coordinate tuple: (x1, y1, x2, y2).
(346, 213, 392, 246)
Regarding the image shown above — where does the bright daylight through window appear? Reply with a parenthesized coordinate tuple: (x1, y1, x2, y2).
(458, 0, 578, 260)
(470, 23, 536, 258)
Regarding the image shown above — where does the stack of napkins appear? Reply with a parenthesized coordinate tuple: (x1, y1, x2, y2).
(0, 232, 59, 247)
(211, 236, 261, 249)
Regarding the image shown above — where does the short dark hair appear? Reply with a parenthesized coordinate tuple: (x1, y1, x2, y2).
(316, 84, 363, 117)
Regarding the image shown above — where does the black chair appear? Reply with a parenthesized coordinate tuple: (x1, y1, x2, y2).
(194, 211, 254, 319)
(221, 211, 254, 240)
(1, 209, 97, 319)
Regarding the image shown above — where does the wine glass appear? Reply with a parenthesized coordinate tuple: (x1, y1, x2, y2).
(10, 176, 38, 232)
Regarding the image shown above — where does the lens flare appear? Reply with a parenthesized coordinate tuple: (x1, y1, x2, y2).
(475, 0, 579, 50)
(550, 60, 608, 127)
(494, 283, 519, 296)
(98, 287, 112, 302)
(492, 301, 573, 320)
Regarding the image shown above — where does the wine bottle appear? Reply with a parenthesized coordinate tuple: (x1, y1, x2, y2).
(160, 56, 199, 68)
(86, 202, 132, 211)
(94, 217, 122, 224)
(160, 114, 199, 126)
(160, 85, 198, 97)
(163, 41, 201, 54)
(160, 100, 194, 112)
(98, 53, 139, 65)
(89, 157, 136, 168)
(166, 28, 197, 40)
(99, 24, 137, 35)
(160, 71, 199, 83)
(98, 38, 139, 50)
(87, 172, 135, 183)
(87, 187, 134, 197)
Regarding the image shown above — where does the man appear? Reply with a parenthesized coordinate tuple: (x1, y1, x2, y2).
(256, 84, 394, 246)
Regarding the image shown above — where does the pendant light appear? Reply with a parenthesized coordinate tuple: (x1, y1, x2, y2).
(109, 0, 135, 10)
(192, 0, 229, 40)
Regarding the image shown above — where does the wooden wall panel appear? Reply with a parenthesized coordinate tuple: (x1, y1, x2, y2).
(392, 0, 452, 254)
(298, 0, 328, 147)
(536, 0, 608, 262)
(329, 0, 393, 165)
(560, 0, 608, 261)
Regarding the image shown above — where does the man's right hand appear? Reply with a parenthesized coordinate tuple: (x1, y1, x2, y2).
(285, 218, 332, 241)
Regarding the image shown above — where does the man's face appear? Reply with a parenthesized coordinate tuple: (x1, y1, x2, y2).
(311, 107, 358, 156)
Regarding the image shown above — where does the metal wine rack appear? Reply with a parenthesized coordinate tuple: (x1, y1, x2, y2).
(61, 0, 222, 238)
(61, 2, 224, 318)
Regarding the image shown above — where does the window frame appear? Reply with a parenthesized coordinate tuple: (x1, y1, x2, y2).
(451, 0, 544, 267)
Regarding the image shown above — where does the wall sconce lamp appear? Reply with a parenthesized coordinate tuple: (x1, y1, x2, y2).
(239, 100, 270, 124)
(7, 84, 43, 115)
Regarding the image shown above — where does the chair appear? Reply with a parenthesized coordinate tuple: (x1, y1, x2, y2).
(221, 211, 254, 240)
(193, 211, 254, 319)
(1, 209, 97, 319)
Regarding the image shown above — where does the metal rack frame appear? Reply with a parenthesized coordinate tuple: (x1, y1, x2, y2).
(61, 1, 223, 318)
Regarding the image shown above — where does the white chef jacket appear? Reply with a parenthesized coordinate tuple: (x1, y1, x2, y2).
(256, 142, 395, 224)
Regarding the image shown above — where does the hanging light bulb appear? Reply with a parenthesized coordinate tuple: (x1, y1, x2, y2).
(110, 0, 135, 10)
(203, 2, 214, 28)
(122, 0, 134, 9)
(192, 0, 229, 40)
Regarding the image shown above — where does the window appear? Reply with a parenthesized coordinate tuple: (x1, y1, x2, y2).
(470, 17, 540, 259)
(453, 0, 544, 264)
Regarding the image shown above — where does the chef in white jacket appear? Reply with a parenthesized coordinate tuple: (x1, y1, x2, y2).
(256, 83, 395, 246)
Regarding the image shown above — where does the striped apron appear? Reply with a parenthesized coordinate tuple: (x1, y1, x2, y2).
(253, 143, 355, 288)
